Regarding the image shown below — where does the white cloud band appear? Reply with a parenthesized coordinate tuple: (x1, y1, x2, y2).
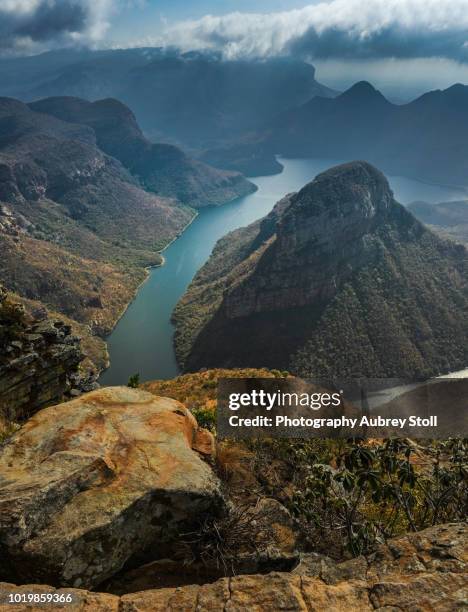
(159, 0, 468, 62)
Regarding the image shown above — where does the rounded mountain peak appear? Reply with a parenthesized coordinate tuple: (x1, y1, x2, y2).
(275, 162, 400, 259)
(315, 160, 389, 186)
(287, 161, 393, 220)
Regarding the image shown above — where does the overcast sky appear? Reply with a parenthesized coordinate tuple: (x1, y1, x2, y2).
(2, 0, 468, 98)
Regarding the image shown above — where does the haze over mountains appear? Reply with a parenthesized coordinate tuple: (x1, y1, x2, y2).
(1, 44, 467, 384)
(174, 162, 468, 378)
(408, 200, 468, 247)
(205, 81, 468, 187)
(0, 48, 335, 150)
(3, 47, 468, 189)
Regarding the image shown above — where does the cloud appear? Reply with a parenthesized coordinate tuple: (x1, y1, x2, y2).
(0, 0, 114, 54)
(159, 0, 468, 63)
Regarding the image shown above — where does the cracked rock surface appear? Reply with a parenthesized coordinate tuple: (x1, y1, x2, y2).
(0, 523, 465, 610)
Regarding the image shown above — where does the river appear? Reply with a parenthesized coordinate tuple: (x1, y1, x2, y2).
(99, 157, 466, 385)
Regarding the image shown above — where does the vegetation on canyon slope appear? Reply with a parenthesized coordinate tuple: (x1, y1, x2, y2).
(0, 98, 190, 341)
(0, 95, 253, 372)
(174, 163, 468, 379)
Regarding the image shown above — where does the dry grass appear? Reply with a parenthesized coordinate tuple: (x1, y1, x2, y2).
(0, 233, 144, 337)
(142, 368, 282, 413)
(215, 441, 256, 484)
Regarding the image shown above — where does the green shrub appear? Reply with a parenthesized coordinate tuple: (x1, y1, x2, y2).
(192, 406, 216, 432)
(202, 379, 217, 389)
(127, 373, 140, 388)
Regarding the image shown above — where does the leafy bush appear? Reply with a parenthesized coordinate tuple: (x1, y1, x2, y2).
(202, 379, 217, 389)
(290, 438, 467, 556)
(141, 369, 467, 561)
(192, 406, 216, 431)
(127, 373, 140, 388)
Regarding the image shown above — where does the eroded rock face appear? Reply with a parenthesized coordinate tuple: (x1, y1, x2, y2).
(0, 287, 84, 420)
(0, 387, 223, 589)
(0, 523, 465, 611)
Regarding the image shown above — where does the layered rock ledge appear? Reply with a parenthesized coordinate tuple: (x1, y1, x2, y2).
(0, 523, 465, 611)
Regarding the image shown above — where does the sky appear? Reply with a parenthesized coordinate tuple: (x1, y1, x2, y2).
(2, 0, 468, 98)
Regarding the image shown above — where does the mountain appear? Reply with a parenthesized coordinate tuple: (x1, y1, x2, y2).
(28, 97, 255, 207)
(0, 96, 190, 334)
(0, 49, 336, 149)
(173, 162, 468, 378)
(408, 200, 468, 246)
(204, 82, 468, 186)
(0, 94, 255, 340)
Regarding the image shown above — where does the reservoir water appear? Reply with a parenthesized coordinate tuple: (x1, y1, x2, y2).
(100, 157, 467, 385)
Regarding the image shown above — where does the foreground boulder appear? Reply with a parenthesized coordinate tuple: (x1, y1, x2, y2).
(0, 387, 223, 589)
(0, 523, 465, 611)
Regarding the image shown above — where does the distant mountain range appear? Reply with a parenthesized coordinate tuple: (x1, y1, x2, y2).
(0, 95, 253, 359)
(173, 162, 468, 378)
(204, 82, 468, 187)
(0, 49, 336, 150)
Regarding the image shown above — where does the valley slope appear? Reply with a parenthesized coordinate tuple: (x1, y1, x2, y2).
(0, 96, 253, 369)
(29, 97, 255, 208)
(173, 162, 468, 378)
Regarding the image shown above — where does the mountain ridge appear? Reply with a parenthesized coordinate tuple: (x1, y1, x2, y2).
(0, 93, 253, 375)
(204, 82, 468, 186)
(28, 96, 255, 207)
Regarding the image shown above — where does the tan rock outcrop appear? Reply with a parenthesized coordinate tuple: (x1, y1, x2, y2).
(0, 523, 465, 611)
(0, 387, 223, 589)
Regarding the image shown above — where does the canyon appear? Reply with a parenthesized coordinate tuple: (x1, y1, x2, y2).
(0, 95, 253, 376)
